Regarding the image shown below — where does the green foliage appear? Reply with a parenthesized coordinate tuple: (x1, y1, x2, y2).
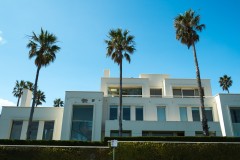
(105, 136, 240, 142)
(0, 139, 240, 160)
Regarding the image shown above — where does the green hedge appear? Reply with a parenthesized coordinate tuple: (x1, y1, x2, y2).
(0, 139, 107, 146)
(0, 146, 111, 160)
(105, 136, 240, 142)
(1, 141, 240, 160)
(115, 142, 240, 160)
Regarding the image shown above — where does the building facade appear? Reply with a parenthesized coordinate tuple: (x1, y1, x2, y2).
(0, 70, 240, 141)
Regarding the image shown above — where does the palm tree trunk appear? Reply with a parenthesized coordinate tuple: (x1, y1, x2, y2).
(17, 96, 21, 107)
(227, 89, 229, 94)
(26, 66, 41, 140)
(119, 58, 123, 137)
(192, 43, 209, 136)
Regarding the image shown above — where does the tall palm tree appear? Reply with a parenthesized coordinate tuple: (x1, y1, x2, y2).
(26, 28, 60, 139)
(219, 75, 232, 93)
(35, 90, 46, 107)
(174, 9, 209, 136)
(105, 28, 135, 136)
(12, 80, 26, 106)
(25, 81, 34, 91)
(53, 98, 64, 107)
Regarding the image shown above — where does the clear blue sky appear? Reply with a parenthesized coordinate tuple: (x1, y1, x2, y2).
(0, 0, 240, 113)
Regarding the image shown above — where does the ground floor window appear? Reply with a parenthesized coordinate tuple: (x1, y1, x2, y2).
(10, 121, 23, 140)
(110, 130, 131, 137)
(142, 131, 184, 136)
(42, 121, 54, 140)
(29, 121, 39, 140)
(195, 131, 216, 136)
(71, 105, 93, 141)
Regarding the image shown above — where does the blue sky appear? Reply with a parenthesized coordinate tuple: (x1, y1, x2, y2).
(0, 0, 239, 113)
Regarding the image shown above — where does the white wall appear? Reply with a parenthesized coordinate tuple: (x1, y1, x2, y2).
(0, 106, 63, 140)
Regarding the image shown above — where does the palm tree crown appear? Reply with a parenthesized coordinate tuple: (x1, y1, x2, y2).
(105, 28, 135, 136)
(174, 9, 205, 48)
(219, 75, 232, 93)
(12, 80, 26, 106)
(53, 98, 64, 107)
(35, 90, 46, 107)
(174, 9, 209, 136)
(105, 29, 135, 64)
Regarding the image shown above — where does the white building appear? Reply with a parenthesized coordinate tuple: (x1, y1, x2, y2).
(0, 70, 240, 141)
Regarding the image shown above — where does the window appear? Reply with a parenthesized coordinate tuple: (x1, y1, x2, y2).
(142, 131, 184, 136)
(192, 107, 200, 121)
(108, 87, 142, 97)
(71, 105, 93, 141)
(136, 107, 143, 121)
(205, 108, 213, 122)
(123, 106, 130, 120)
(110, 130, 131, 137)
(109, 105, 118, 120)
(29, 121, 39, 140)
(180, 107, 188, 121)
(195, 131, 216, 136)
(173, 88, 204, 98)
(150, 89, 162, 97)
(10, 121, 23, 140)
(157, 107, 166, 121)
(42, 121, 54, 140)
(230, 108, 240, 123)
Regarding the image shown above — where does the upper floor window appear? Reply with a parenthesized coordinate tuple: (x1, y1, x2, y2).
(150, 89, 162, 97)
(123, 106, 131, 120)
(192, 107, 200, 121)
(230, 108, 240, 123)
(109, 105, 118, 120)
(205, 108, 213, 122)
(173, 88, 204, 98)
(180, 107, 188, 121)
(108, 87, 142, 97)
(10, 120, 23, 140)
(157, 106, 166, 121)
(136, 106, 143, 121)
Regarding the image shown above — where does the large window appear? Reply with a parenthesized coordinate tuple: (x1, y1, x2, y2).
(123, 106, 130, 120)
(136, 107, 143, 121)
(30, 121, 39, 140)
(71, 105, 93, 141)
(142, 131, 184, 136)
(192, 107, 200, 121)
(109, 105, 118, 120)
(180, 107, 188, 121)
(42, 121, 54, 140)
(108, 87, 142, 97)
(173, 88, 204, 98)
(10, 121, 23, 140)
(205, 108, 213, 122)
(150, 89, 162, 97)
(157, 107, 166, 121)
(230, 108, 240, 123)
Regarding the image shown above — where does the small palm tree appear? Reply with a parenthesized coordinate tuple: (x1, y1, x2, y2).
(105, 28, 135, 136)
(25, 81, 34, 91)
(26, 28, 60, 140)
(35, 90, 46, 107)
(219, 75, 232, 93)
(53, 98, 64, 107)
(174, 9, 209, 136)
(12, 80, 26, 106)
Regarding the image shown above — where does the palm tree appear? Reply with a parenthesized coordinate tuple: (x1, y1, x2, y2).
(219, 75, 232, 93)
(26, 28, 60, 140)
(53, 98, 64, 107)
(12, 80, 26, 106)
(174, 9, 209, 136)
(35, 90, 46, 107)
(105, 28, 135, 136)
(25, 81, 34, 91)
